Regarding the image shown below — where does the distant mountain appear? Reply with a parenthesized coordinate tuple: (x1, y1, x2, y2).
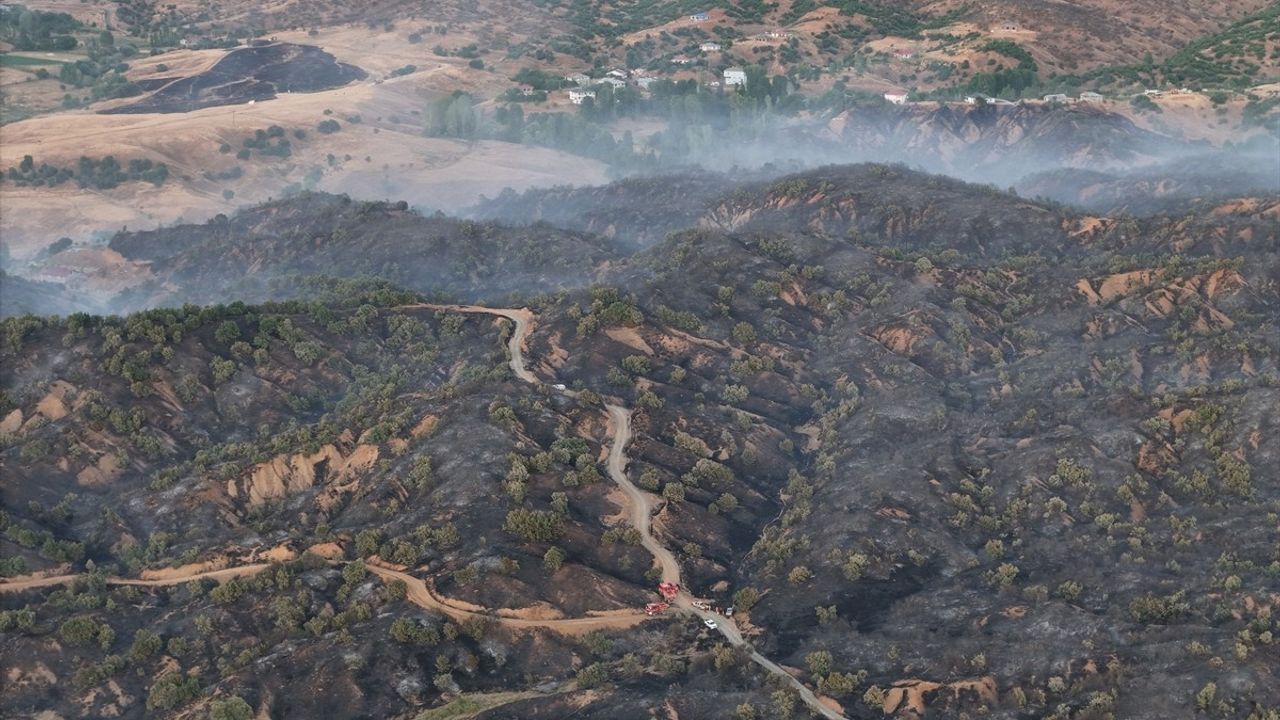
(1015, 141, 1280, 213)
(826, 103, 1202, 183)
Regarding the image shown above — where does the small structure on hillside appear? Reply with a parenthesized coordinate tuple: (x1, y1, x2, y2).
(884, 92, 909, 105)
(607, 68, 629, 80)
(690, 11, 709, 22)
(1078, 91, 1104, 102)
(599, 77, 626, 89)
(700, 41, 722, 52)
(635, 75, 660, 90)
(672, 54, 694, 65)
(1043, 93, 1071, 103)
(568, 89, 596, 104)
(518, 84, 536, 96)
(723, 67, 748, 86)
(565, 72, 591, 86)
(894, 48, 916, 59)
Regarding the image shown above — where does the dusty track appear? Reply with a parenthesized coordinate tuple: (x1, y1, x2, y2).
(431, 304, 845, 719)
(0, 564, 272, 593)
(0, 303, 845, 718)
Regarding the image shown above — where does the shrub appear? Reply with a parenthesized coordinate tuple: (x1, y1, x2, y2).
(504, 508, 564, 542)
(543, 546, 565, 571)
(146, 672, 199, 711)
(209, 697, 254, 720)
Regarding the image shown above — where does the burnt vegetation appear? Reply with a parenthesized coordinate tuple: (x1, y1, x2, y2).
(2, 165, 1279, 719)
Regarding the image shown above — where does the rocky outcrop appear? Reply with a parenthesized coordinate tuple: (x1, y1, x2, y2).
(227, 443, 379, 507)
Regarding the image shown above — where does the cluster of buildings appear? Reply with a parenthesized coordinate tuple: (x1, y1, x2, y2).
(561, 61, 754, 103)
(1039, 91, 1105, 104)
(879, 88, 1176, 108)
(880, 90, 1110, 107)
(564, 68, 667, 103)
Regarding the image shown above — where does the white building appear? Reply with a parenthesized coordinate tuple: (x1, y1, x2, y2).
(598, 77, 626, 89)
(723, 67, 747, 86)
(1043, 93, 1070, 103)
(565, 72, 591, 86)
(635, 76, 660, 90)
(568, 90, 596, 105)
(700, 42, 722, 52)
(884, 92, 909, 105)
(607, 69, 629, 80)
(1078, 91, 1104, 102)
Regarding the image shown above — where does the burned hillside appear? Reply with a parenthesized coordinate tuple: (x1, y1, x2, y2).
(3, 165, 1279, 719)
(101, 43, 366, 115)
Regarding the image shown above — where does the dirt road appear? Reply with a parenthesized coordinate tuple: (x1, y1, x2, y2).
(399, 303, 536, 382)
(0, 302, 846, 719)
(0, 563, 273, 594)
(474, 304, 846, 719)
(366, 564, 649, 635)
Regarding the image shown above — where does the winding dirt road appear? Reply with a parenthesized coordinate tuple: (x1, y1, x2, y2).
(0, 303, 846, 719)
(0, 564, 273, 594)
(472, 304, 845, 719)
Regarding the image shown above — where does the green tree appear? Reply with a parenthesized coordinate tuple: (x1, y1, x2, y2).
(733, 587, 760, 611)
(58, 616, 102, 646)
(543, 546, 566, 572)
(504, 508, 564, 542)
(147, 672, 200, 710)
(214, 320, 241, 344)
(805, 650, 832, 676)
(209, 696, 254, 720)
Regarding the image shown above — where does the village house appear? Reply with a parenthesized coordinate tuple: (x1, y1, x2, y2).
(635, 76, 660, 90)
(700, 42, 722, 52)
(568, 89, 596, 105)
(518, 84, 536, 96)
(1143, 88, 1165, 97)
(1078, 91, 1104, 102)
(607, 69, 629, 80)
(689, 11, 709, 22)
(672, 54, 694, 65)
(884, 92, 909, 105)
(565, 72, 591, 86)
(599, 77, 626, 89)
(723, 67, 747, 86)
(989, 98, 1017, 106)
(1043, 93, 1071, 103)
(894, 48, 915, 60)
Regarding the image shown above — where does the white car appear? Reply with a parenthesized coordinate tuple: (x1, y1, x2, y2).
(552, 383, 567, 391)
(703, 618, 718, 629)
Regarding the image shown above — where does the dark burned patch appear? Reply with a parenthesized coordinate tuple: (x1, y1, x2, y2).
(102, 43, 365, 115)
